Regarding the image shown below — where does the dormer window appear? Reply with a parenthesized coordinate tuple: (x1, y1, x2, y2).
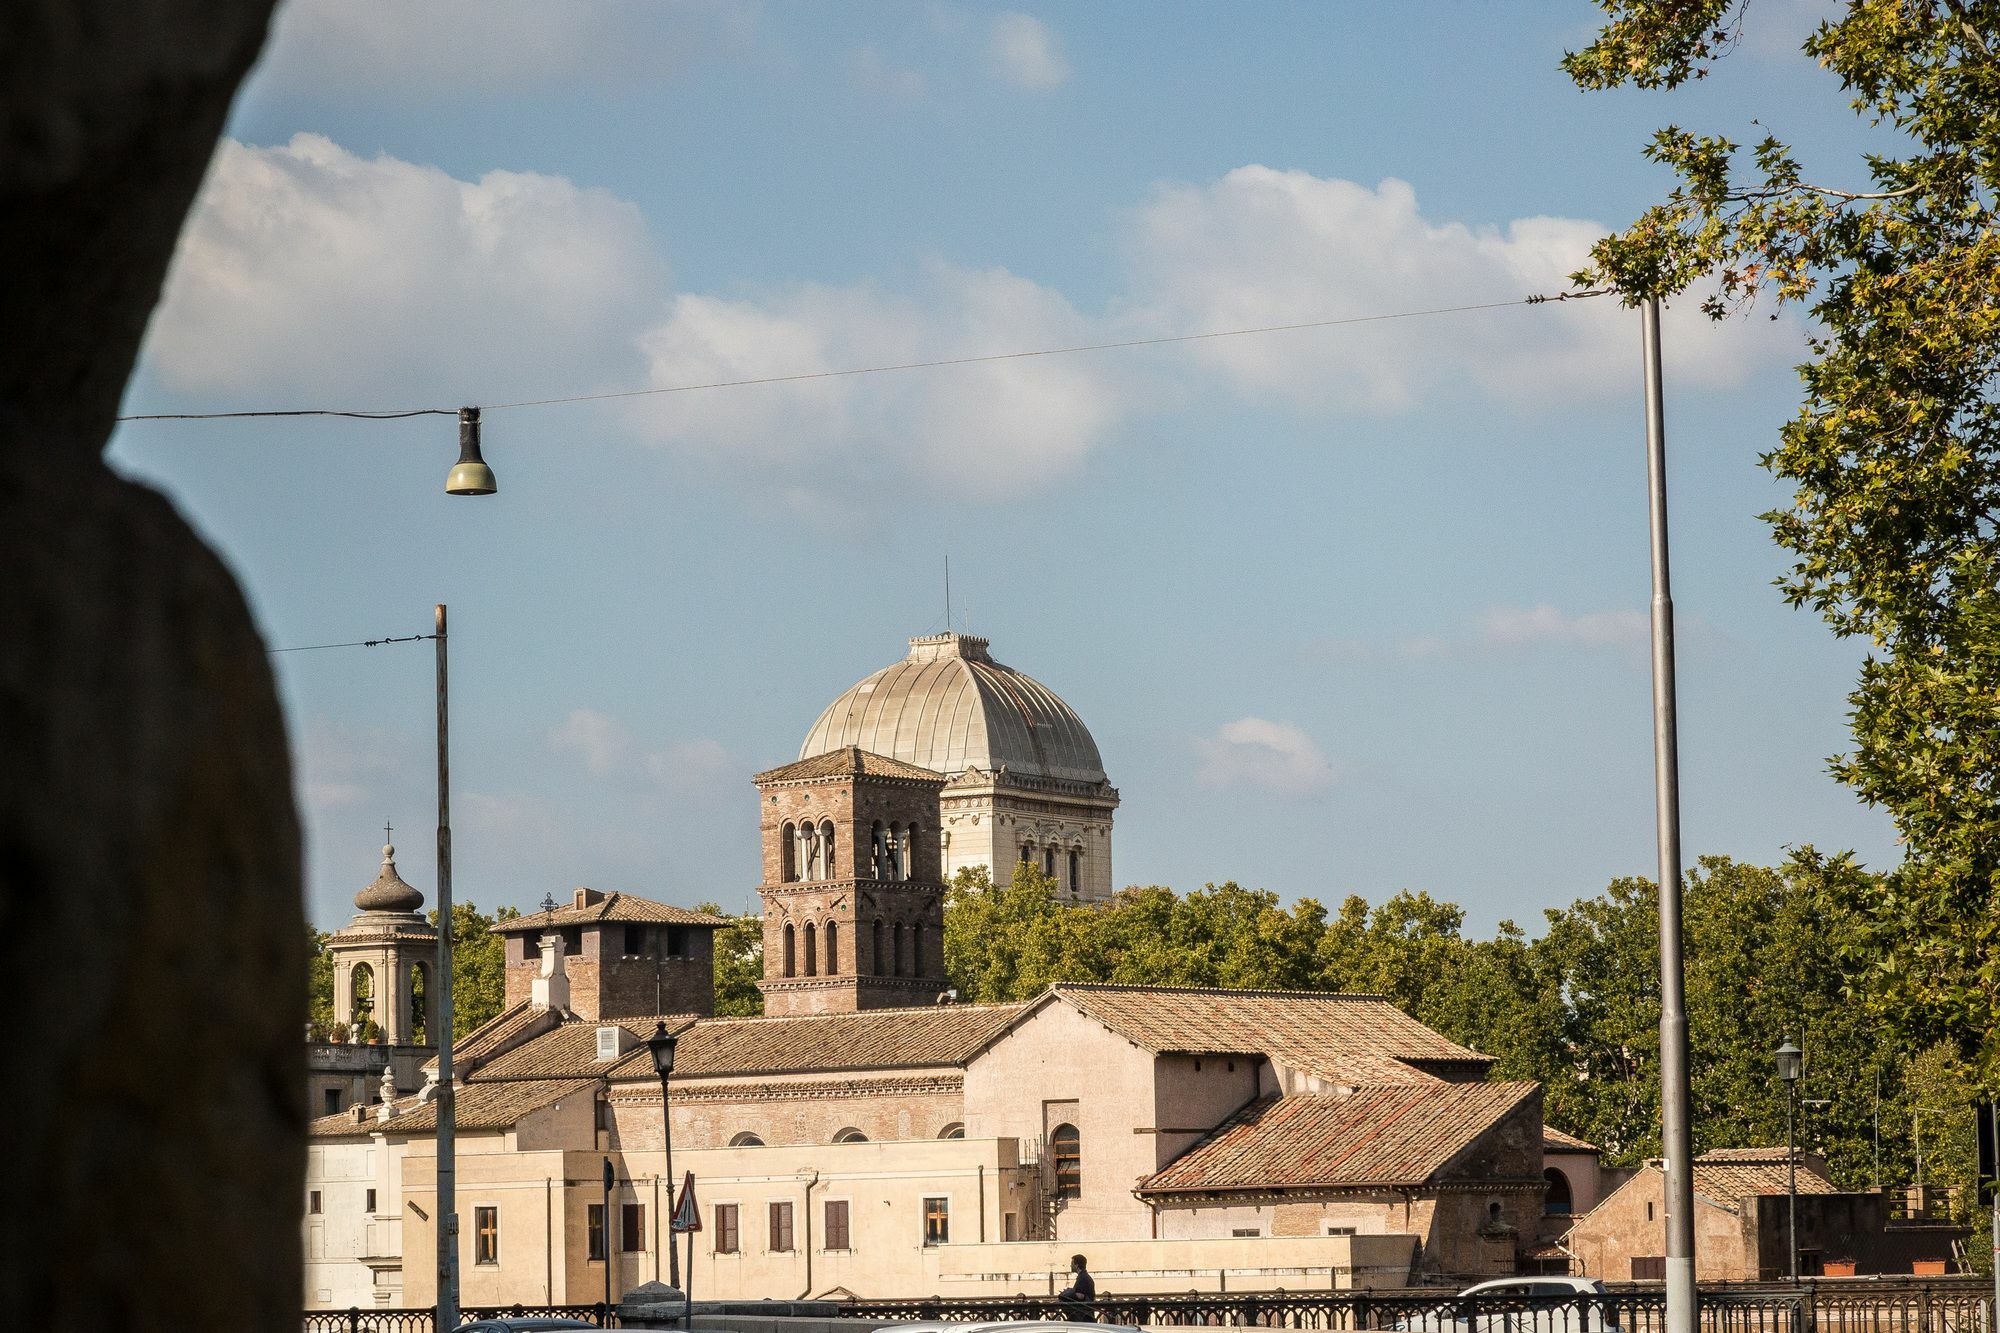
(595, 1027, 624, 1062)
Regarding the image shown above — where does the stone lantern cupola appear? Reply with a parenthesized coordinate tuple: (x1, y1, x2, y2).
(325, 832, 438, 1049)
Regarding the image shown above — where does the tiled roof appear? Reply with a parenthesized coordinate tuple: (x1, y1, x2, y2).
(1045, 984, 1491, 1081)
(495, 892, 729, 935)
(307, 1078, 599, 1138)
(1544, 1125, 1599, 1153)
(1692, 1147, 1838, 1211)
(470, 1015, 700, 1082)
(606, 1002, 1030, 1078)
(755, 746, 946, 785)
(1139, 1082, 1540, 1195)
(421, 1000, 563, 1079)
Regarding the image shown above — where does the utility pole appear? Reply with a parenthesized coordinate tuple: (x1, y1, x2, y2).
(1642, 299, 1697, 1333)
(435, 603, 459, 1331)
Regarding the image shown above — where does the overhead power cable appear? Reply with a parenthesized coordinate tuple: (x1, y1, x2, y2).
(116, 288, 1612, 424)
(268, 633, 435, 654)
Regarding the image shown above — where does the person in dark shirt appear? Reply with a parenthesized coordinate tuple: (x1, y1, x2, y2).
(1057, 1253, 1096, 1322)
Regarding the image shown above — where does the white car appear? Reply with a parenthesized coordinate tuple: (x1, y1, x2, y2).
(1393, 1277, 1621, 1333)
(877, 1322, 1144, 1333)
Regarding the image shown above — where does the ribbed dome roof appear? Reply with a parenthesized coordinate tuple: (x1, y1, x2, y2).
(799, 634, 1105, 784)
(355, 843, 426, 914)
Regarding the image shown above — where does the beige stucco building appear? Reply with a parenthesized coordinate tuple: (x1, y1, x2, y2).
(798, 634, 1119, 903)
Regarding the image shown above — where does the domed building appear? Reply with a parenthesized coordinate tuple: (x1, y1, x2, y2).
(798, 632, 1119, 901)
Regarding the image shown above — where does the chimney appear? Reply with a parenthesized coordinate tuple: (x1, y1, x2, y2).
(531, 932, 571, 1011)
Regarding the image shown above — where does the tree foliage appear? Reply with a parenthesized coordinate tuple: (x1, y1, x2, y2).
(697, 902, 766, 1017)
(1569, 0, 2000, 1079)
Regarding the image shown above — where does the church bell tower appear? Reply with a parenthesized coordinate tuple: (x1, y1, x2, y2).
(752, 746, 950, 1016)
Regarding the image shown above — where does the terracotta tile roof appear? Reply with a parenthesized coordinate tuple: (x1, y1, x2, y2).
(1692, 1147, 1838, 1211)
(307, 1078, 599, 1138)
(754, 746, 946, 784)
(1046, 984, 1491, 1081)
(1138, 1082, 1540, 1195)
(419, 1000, 564, 1079)
(1544, 1125, 1599, 1153)
(606, 1002, 1030, 1078)
(495, 891, 729, 935)
(470, 1015, 700, 1082)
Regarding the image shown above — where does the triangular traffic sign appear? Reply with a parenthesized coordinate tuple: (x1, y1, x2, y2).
(671, 1171, 701, 1233)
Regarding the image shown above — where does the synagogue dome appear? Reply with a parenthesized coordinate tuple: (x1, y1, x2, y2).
(799, 633, 1106, 785)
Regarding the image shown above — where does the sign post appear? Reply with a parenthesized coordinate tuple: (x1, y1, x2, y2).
(671, 1172, 700, 1330)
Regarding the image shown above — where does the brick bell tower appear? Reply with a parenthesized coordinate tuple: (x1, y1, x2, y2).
(753, 746, 951, 1015)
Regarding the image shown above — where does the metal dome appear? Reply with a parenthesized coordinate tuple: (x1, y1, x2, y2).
(799, 634, 1106, 784)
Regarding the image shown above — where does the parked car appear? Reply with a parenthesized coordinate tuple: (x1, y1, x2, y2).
(1392, 1277, 1621, 1333)
(451, 1319, 601, 1333)
(876, 1322, 1145, 1333)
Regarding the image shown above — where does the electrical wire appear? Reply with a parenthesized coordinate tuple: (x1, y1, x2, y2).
(268, 634, 435, 654)
(114, 288, 1613, 425)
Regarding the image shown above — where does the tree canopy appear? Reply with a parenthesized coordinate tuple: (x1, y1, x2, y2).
(1568, 0, 2000, 1081)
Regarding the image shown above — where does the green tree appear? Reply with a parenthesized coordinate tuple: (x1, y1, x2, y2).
(943, 864, 1109, 1002)
(428, 901, 511, 1039)
(696, 902, 766, 1017)
(1567, 0, 2000, 1080)
(307, 925, 335, 1039)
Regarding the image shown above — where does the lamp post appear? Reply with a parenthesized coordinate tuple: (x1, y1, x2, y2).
(646, 1022, 681, 1293)
(434, 603, 460, 1331)
(1775, 1035, 1804, 1282)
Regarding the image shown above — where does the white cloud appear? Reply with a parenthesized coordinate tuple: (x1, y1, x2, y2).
(849, 43, 927, 98)
(629, 260, 1123, 496)
(1195, 717, 1335, 795)
(1124, 166, 1793, 413)
(1477, 603, 1650, 651)
(148, 133, 663, 406)
(250, 0, 757, 98)
(549, 708, 635, 776)
(988, 12, 1071, 89)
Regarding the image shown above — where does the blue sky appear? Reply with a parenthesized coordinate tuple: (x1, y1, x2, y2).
(107, 0, 1899, 935)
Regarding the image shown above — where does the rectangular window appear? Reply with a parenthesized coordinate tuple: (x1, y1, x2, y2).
(621, 1202, 646, 1253)
(1632, 1256, 1666, 1281)
(624, 924, 646, 956)
(364, 1188, 377, 1214)
(1003, 1212, 1018, 1242)
(474, 1206, 499, 1265)
(308, 1190, 323, 1215)
(323, 1088, 342, 1116)
(922, 1196, 950, 1246)
(824, 1200, 850, 1251)
(770, 1200, 795, 1252)
(1326, 1225, 1357, 1236)
(587, 1203, 606, 1261)
(1232, 1227, 1261, 1237)
(714, 1203, 739, 1255)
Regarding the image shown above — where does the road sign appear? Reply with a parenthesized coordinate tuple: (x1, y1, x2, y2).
(671, 1172, 701, 1233)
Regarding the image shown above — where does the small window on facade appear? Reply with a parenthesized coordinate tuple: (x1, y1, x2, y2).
(1232, 1227, 1261, 1237)
(1543, 1168, 1573, 1216)
(825, 1199, 851, 1250)
(308, 1190, 323, 1215)
(561, 927, 583, 956)
(728, 1132, 764, 1147)
(1043, 846, 1056, 876)
(1051, 1123, 1081, 1198)
(587, 1203, 607, 1261)
(872, 919, 885, 976)
(1326, 1225, 1357, 1236)
(1068, 848, 1080, 891)
(834, 1127, 868, 1143)
(803, 921, 817, 976)
(770, 1200, 795, 1252)
(621, 1203, 646, 1253)
(923, 1196, 950, 1246)
(1646, 1201, 1655, 1222)
(323, 1088, 342, 1116)
(667, 924, 688, 958)
(825, 920, 839, 977)
(714, 1203, 740, 1255)
(624, 924, 646, 956)
(364, 1188, 377, 1213)
(783, 923, 796, 978)
(474, 1206, 499, 1265)
(939, 1123, 965, 1139)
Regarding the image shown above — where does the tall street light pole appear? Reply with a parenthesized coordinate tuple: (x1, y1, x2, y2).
(646, 1022, 682, 1293)
(1643, 298, 1697, 1333)
(1776, 1036, 1803, 1282)
(435, 603, 460, 1331)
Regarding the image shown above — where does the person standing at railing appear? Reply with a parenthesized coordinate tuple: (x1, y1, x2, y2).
(1057, 1254, 1097, 1323)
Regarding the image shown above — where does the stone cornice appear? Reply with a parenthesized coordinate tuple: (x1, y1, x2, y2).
(607, 1073, 963, 1103)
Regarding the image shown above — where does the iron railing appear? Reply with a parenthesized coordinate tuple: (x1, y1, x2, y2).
(302, 1301, 620, 1332)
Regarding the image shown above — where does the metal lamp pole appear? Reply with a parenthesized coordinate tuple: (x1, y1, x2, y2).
(435, 603, 460, 1330)
(646, 1023, 682, 1292)
(1776, 1037, 1803, 1281)
(1642, 298, 1697, 1333)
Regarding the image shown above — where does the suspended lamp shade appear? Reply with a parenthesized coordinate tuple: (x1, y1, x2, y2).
(446, 406, 497, 496)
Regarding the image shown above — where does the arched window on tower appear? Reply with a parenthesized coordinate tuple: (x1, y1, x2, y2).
(911, 923, 925, 977)
(802, 822, 822, 881)
(1051, 1123, 1082, 1198)
(886, 824, 904, 880)
(1068, 848, 1081, 897)
(1043, 845, 1056, 877)
(1019, 843, 1032, 865)
(803, 922, 818, 977)
(825, 921, 839, 976)
(780, 822, 797, 882)
(893, 922, 906, 976)
(350, 962, 375, 1033)
(904, 825, 921, 880)
(821, 821, 837, 879)
(782, 923, 796, 978)
(871, 822, 887, 879)
(409, 961, 429, 1045)
(872, 919, 885, 976)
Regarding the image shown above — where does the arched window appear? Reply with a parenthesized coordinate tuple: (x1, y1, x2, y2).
(870, 822, 886, 879)
(872, 919, 886, 976)
(904, 825, 921, 880)
(780, 822, 797, 881)
(825, 921, 840, 976)
(350, 962, 375, 1030)
(1043, 845, 1056, 876)
(893, 922, 906, 976)
(1068, 849, 1081, 895)
(782, 923, 796, 978)
(729, 1132, 765, 1147)
(910, 923, 924, 977)
(1019, 843, 1032, 864)
(821, 821, 837, 879)
(1051, 1123, 1081, 1198)
(833, 1127, 868, 1143)
(408, 962, 428, 1045)
(939, 1123, 966, 1140)
(1543, 1168, 1573, 1216)
(803, 922, 818, 977)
